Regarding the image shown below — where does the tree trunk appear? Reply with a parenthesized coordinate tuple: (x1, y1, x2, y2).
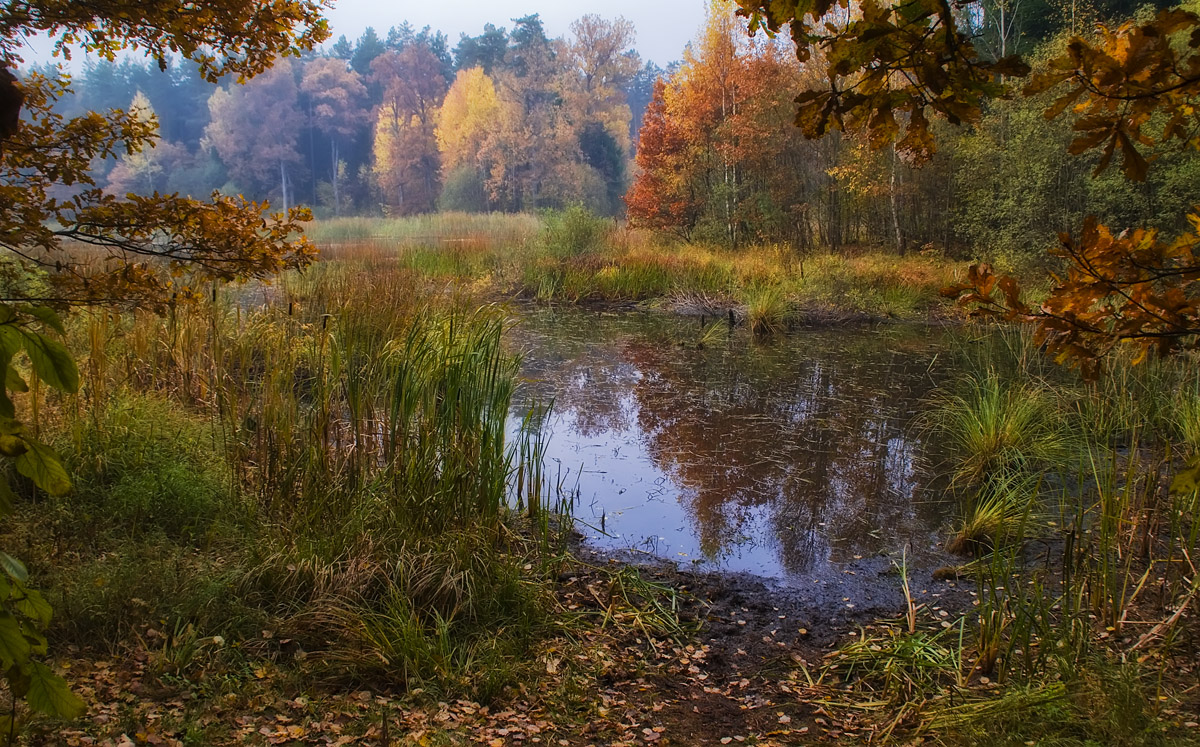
(309, 102, 317, 206)
(890, 143, 903, 255)
(280, 159, 289, 214)
(331, 138, 340, 216)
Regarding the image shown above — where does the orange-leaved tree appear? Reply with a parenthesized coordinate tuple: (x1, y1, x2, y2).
(627, 1, 818, 247)
(626, 78, 702, 239)
(0, 0, 328, 730)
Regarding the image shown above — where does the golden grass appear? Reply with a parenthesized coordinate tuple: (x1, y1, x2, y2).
(306, 215, 966, 320)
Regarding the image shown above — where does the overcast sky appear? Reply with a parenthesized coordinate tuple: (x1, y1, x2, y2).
(321, 0, 709, 67)
(15, 1, 711, 70)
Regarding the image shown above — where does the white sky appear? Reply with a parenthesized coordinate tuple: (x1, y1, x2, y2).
(321, 0, 710, 67)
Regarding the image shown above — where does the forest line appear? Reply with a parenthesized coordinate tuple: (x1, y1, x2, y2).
(23, 0, 1195, 276)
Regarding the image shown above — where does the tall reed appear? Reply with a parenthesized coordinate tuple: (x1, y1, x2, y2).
(49, 249, 568, 696)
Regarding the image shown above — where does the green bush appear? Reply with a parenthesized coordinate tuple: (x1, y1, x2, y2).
(539, 205, 609, 257)
(437, 166, 490, 213)
(62, 392, 232, 544)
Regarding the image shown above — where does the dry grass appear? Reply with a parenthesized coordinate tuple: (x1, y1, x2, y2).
(306, 214, 965, 322)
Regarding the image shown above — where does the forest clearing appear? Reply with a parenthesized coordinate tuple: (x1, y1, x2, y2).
(1, 0, 1200, 744)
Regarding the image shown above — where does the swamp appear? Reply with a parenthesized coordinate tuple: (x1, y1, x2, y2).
(8, 223, 1197, 745)
(2, 0, 1200, 744)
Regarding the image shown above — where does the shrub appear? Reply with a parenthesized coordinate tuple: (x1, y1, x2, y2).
(540, 205, 609, 257)
(438, 166, 490, 213)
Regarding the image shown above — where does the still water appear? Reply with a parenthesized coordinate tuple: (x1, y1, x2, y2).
(510, 309, 964, 587)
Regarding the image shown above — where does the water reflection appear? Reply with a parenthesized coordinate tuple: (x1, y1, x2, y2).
(510, 310, 960, 585)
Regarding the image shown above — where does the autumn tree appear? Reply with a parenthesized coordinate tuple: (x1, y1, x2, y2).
(435, 66, 501, 210)
(2, 2, 323, 305)
(566, 15, 639, 129)
(371, 44, 447, 213)
(564, 15, 640, 213)
(384, 23, 454, 82)
(301, 57, 367, 215)
(437, 14, 642, 214)
(483, 14, 574, 210)
(626, 79, 702, 238)
(627, 2, 759, 246)
(625, 61, 666, 144)
(206, 59, 306, 211)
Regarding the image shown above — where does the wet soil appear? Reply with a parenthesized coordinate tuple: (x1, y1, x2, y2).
(561, 544, 980, 745)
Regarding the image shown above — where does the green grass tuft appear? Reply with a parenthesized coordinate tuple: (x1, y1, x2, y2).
(927, 371, 1073, 485)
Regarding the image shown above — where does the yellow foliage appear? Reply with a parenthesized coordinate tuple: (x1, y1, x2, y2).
(435, 67, 501, 170)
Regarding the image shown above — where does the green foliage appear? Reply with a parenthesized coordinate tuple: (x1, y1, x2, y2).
(951, 97, 1084, 273)
(0, 305, 85, 731)
(63, 393, 229, 543)
(48, 540, 258, 652)
(577, 122, 627, 216)
(539, 205, 610, 258)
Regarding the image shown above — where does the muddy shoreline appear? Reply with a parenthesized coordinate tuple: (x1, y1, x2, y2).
(571, 541, 980, 658)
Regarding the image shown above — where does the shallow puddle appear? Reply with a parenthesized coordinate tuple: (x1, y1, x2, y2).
(509, 308, 966, 588)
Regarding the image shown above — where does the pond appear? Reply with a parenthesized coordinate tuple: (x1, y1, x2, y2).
(509, 309, 971, 592)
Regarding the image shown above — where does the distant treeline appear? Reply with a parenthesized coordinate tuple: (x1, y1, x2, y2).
(27, 14, 662, 217)
(626, 0, 1198, 266)
(27, 0, 1200, 268)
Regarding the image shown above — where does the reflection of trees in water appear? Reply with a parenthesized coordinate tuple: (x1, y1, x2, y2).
(623, 332, 944, 575)
(510, 311, 955, 576)
(510, 324, 641, 438)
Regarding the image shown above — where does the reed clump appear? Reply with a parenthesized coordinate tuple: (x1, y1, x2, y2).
(925, 371, 1072, 486)
(27, 253, 572, 700)
(946, 472, 1041, 556)
(745, 285, 787, 336)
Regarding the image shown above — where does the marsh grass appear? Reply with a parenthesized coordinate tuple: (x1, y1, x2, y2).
(24, 250, 582, 699)
(306, 212, 541, 246)
(307, 214, 963, 321)
(926, 371, 1073, 486)
(697, 320, 729, 348)
(947, 471, 1042, 556)
(1171, 380, 1200, 455)
(919, 666, 1165, 745)
(745, 285, 787, 336)
(908, 335, 1200, 743)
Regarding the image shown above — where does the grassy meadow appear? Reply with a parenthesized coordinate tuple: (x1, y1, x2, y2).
(3, 211, 1198, 744)
(307, 210, 968, 324)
